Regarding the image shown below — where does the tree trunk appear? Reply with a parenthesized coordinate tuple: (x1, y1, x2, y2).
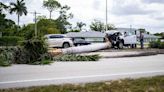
(17, 14, 20, 31)
(50, 11, 52, 19)
(62, 42, 111, 54)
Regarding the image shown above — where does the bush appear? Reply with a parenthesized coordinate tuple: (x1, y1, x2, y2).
(21, 39, 47, 63)
(53, 54, 101, 61)
(12, 47, 30, 64)
(159, 42, 164, 49)
(0, 36, 23, 46)
(149, 41, 164, 49)
(12, 39, 50, 64)
(0, 48, 13, 66)
(31, 53, 53, 65)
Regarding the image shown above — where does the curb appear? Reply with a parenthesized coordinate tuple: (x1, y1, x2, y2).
(101, 51, 159, 58)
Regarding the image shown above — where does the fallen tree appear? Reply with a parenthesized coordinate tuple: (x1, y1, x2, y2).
(62, 42, 111, 54)
(49, 37, 111, 55)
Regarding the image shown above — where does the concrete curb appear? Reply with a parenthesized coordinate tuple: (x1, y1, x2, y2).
(102, 51, 158, 58)
(82, 49, 164, 59)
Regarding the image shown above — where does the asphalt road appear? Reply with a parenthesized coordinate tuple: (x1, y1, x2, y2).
(0, 55, 164, 89)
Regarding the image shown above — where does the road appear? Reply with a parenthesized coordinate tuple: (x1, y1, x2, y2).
(0, 55, 164, 89)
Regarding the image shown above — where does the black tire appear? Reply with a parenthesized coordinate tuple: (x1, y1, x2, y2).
(117, 41, 124, 49)
(63, 43, 70, 48)
(130, 44, 134, 48)
(131, 44, 136, 48)
(134, 44, 137, 48)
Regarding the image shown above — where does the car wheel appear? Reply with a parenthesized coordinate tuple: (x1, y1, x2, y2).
(63, 43, 70, 48)
(131, 44, 136, 48)
(77, 44, 81, 46)
(117, 41, 124, 49)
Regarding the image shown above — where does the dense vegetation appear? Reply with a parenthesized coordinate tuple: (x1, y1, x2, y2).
(149, 40, 164, 49)
(0, 76, 163, 92)
(0, 36, 23, 46)
(0, 38, 52, 66)
(0, 48, 13, 66)
(0, 0, 73, 66)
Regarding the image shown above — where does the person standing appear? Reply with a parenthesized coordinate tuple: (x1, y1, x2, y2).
(140, 32, 144, 49)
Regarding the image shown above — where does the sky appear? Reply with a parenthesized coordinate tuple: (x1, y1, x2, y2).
(1, 0, 164, 33)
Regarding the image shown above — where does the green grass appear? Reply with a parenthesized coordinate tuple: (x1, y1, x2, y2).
(30, 59, 52, 65)
(53, 54, 101, 61)
(0, 76, 164, 92)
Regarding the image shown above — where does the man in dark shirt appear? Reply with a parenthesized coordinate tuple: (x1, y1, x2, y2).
(140, 32, 144, 49)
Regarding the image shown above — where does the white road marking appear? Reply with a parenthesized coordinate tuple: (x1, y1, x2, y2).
(0, 70, 164, 84)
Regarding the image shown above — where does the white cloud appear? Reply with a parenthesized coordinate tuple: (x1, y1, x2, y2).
(1, 0, 164, 33)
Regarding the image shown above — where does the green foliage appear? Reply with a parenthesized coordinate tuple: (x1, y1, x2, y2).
(68, 29, 80, 32)
(43, 0, 61, 19)
(20, 23, 35, 40)
(149, 40, 164, 49)
(154, 32, 164, 39)
(10, 0, 27, 27)
(76, 22, 86, 31)
(12, 38, 49, 64)
(21, 39, 48, 63)
(56, 5, 73, 34)
(159, 42, 164, 49)
(90, 19, 116, 32)
(37, 19, 61, 35)
(90, 20, 104, 32)
(0, 36, 23, 46)
(53, 54, 101, 61)
(12, 47, 30, 64)
(0, 2, 9, 12)
(31, 53, 53, 65)
(0, 48, 13, 66)
(21, 19, 61, 40)
(36, 15, 47, 21)
(0, 3, 17, 36)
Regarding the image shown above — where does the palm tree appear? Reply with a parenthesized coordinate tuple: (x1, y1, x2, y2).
(0, 2, 9, 12)
(10, 0, 27, 29)
(43, 0, 61, 19)
(76, 22, 86, 31)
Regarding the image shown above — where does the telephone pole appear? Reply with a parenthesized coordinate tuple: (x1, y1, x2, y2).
(105, 0, 108, 32)
(30, 11, 40, 38)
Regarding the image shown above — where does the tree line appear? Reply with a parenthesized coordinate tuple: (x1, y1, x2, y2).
(0, 0, 117, 40)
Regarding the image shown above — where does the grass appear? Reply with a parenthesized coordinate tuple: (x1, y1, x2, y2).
(53, 54, 101, 61)
(0, 76, 164, 92)
(30, 59, 52, 65)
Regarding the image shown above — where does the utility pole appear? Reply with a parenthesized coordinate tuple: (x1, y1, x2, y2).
(105, 0, 108, 32)
(130, 25, 132, 33)
(30, 11, 40, 38)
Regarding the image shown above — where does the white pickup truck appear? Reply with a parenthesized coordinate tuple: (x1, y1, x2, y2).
(106, 31, 137, 49)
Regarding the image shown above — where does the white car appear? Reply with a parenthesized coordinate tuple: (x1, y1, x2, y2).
(106, 31, 137, 49)
(45, 34, 74, 48)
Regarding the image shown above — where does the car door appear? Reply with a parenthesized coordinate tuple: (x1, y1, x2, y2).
(55, 35, 65, 47)
(123, 32, 137, 44)
(49, 35, 65, 47)
(48, 35, 58, 47)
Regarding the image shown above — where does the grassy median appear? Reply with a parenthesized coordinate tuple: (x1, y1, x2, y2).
(0, 76, 164, 92)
